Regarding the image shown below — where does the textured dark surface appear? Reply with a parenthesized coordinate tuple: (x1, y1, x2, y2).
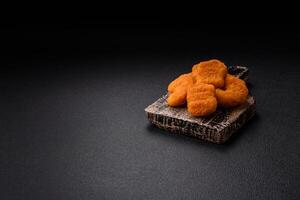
(145, 66, 254, 143)
(1, 22, 300, 200)
(146, 95, 255, 143)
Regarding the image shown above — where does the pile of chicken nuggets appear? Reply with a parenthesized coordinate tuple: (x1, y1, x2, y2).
(167, 59, 249, 117)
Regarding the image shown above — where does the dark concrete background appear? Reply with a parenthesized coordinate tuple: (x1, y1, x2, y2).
(1, 20, 299, 200)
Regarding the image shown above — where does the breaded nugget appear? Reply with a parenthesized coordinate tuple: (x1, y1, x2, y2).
(167, 73, 193, 106)
(192, 59, 228, 88)
(187, 83, 217, 117)
(216, 74, 249, 107)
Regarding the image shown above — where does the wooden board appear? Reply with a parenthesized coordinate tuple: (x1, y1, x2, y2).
(145, 66, 256, 144)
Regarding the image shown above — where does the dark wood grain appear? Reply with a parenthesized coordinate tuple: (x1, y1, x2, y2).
(145, 66, 256, 143)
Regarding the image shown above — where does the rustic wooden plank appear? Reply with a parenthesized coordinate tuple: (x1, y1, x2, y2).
(145, 66, 256, 144)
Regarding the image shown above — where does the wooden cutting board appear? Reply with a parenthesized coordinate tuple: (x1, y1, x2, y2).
(145, 66, 256, 144)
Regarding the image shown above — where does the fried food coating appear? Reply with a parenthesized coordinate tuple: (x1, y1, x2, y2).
(166, 59, 250, 117)
(167, 73, 193, 107)
(192, 59, 228, 88)
(216, 74, 249, 108)
(187, 83, 217, 117)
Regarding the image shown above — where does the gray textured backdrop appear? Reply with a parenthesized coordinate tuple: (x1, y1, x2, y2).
(1, 22, 300, 200)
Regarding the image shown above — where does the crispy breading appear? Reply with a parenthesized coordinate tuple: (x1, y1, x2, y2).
(166, 59, 249, 117)
(167, 73, 193, 106)
(216, 74, 249, 107)
(187, 83, 217, 117)
(192, 59, 228, 88)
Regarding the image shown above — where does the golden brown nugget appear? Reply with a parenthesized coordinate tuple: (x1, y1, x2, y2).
(192, 59, 228, 88)
(216, 74, 249, 108)
(187, 83, 217, 117)
(167, 73, 193, 107)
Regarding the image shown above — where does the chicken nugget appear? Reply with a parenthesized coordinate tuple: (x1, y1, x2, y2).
(192, 59, 228, 88)
(187, 83, 217, 117)
(216, 74, 249, 107)
(167, 73, 193, 107)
